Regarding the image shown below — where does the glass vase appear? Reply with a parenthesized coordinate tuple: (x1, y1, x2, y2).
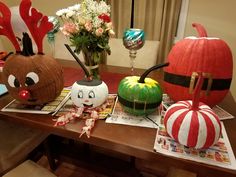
(82, 49, 101, 80)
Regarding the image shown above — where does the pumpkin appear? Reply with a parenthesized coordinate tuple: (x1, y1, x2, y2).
(65, 44, 108, 108)
(0, 0, 64, 105)
(164, 23, 233, 107)
(118, 63, 169, 115)
(3, 53, 64, 105)
(71, 79, 108, 108)
(164, 72, 221, 149)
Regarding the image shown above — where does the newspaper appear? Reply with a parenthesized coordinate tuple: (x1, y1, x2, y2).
(106, 98, 159, 128)
(0, 84, 8, 96)
(154, 120, 236, 170)
(1, 89, 71, 114)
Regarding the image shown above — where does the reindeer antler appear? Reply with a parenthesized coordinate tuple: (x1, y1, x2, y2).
(0, 2, 21, 52)
(19, 0, 53, 54)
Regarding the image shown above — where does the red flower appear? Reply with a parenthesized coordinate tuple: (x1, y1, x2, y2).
(98, 13, 111, 23)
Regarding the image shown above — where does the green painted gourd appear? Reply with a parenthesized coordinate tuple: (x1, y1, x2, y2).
(118, 63, 169, 115)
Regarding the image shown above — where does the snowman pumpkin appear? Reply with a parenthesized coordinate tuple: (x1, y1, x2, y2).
(54, 45, 109, 138)
(65, 44, 108, 108)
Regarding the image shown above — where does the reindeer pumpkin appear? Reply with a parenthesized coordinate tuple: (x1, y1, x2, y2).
(0, 0, 64, 105)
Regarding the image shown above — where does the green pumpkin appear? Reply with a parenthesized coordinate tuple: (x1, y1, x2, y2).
(118, 63, 169, 115)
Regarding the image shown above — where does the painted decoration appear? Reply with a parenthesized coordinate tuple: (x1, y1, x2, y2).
(65, 44, 108, 108)
(71, 80, 108, 108)
(118, 63, 169, 115)
(164, 23, 233, 107)
(0, 0, 64, 105)
(164, 72, 222, 149)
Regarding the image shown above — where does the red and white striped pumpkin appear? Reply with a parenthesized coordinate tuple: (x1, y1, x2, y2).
(164, 101, 221, 149)
(164, 72, 221, 149)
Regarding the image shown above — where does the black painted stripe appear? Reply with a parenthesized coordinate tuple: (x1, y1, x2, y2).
(118, 94, 161, 110)
(164, 72, 231, 90)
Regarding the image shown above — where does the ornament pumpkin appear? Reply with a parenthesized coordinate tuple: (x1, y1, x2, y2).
(164, 72, 221, 149)
(65, 44, 108, 108)
(164, 23, 233, 107)
(118, 63, 169, 115)
(0, 0, 64, 105)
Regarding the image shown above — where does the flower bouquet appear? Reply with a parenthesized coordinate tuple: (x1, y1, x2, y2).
(56, 0, 115, 79)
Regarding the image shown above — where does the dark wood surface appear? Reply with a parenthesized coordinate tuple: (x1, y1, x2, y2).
(0, 59, 236, 177)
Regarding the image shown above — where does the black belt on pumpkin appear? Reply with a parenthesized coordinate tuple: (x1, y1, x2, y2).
(164, 72, 231, 90)
(118, 95, 161, 110)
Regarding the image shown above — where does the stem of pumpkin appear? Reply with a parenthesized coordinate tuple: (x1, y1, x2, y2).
(138, 62, 169, 83)
(65, 44, 91, 79)
(22, 32, 35, 56)
(192, 23, 208, 37)
(191, 72, 204, 110)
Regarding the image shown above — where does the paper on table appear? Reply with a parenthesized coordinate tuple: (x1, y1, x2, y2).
(0, 84, 8, 96)
(1, 88, 70, 114)
(106, 98, 160, 129)
(153, 121, 236, 170)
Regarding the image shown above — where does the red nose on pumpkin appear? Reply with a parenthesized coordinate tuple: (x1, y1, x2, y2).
(18, 90, 31, 100)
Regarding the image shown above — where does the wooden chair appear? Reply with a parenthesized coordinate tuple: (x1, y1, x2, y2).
(0, 119, 49, 175)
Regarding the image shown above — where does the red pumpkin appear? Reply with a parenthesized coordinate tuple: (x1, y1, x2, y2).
(164, 23, 233, 107)
(164, 73, 221, 149)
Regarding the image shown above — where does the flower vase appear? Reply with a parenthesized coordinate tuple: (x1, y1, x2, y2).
(82, 50, 101, 80)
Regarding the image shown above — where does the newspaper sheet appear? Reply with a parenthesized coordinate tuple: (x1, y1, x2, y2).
(106, 98, 159, 128)
(1, 89, 71, 114)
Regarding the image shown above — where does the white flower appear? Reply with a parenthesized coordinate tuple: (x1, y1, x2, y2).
(105, 22, 113, 30)
(108, 29, 115, 37)
(56, 0, 115, 55)
(78, 16, 86, 25)
(68, 4, 81, 11)
(92, 16, 103, 28)
(56, 8, 69, 17)
(66, 10, 75, 18)
(97, 1, 110, 14)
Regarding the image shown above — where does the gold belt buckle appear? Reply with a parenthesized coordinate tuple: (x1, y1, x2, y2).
(133, 99, 147, 111)
(189, 72, 213, 96)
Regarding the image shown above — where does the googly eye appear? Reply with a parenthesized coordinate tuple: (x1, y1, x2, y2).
(88, 91, 95, 98)
(8, 74, 20, 88)
(25, 72, 39, 86)
(78, 90, 83, 98)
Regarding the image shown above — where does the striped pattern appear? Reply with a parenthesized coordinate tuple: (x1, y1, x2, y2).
(164, 101, 221, 149)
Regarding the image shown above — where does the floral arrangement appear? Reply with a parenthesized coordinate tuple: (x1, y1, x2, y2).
(56, 0, 115, 65)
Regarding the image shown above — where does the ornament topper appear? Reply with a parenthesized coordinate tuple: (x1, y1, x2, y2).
(0, 0, 53, 54)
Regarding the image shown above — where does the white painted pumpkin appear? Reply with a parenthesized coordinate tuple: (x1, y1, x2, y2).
(71, 79, 108, 108)
(163, 72, 221, 149)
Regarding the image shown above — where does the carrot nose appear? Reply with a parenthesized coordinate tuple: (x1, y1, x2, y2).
(18, 90, 31, 100)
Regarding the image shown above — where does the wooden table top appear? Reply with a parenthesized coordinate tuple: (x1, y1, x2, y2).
(0, 59, 236, 177)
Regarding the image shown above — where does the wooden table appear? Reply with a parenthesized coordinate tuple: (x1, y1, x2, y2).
(0, 59, 236, 177)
